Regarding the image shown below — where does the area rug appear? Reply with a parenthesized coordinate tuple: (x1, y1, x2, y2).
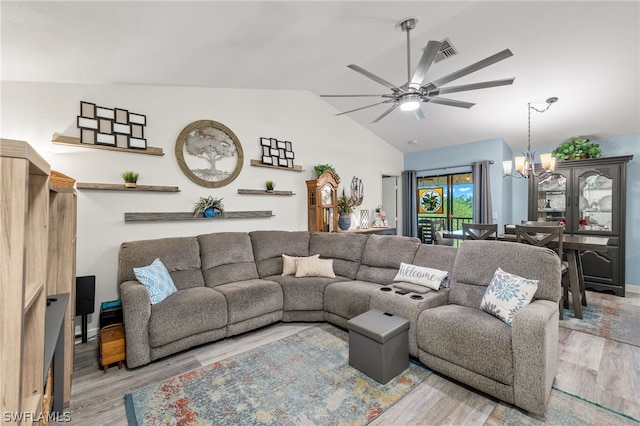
(485, 388, 639, 425)
(124, 324, 430, 425)
(560, 296, 640, 346)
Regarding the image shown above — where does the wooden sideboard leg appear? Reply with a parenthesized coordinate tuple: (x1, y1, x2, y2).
(103, 365, 108, 374)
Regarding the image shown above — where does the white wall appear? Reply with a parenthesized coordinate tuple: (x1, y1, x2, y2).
(1, 81, 403, 337)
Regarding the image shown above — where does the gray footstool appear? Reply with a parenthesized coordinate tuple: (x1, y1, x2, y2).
(346, 309, 410, 384)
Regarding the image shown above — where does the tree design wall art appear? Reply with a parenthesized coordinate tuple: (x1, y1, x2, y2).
(175, 120, 244, 188)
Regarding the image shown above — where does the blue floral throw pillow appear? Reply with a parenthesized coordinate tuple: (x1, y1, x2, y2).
(480, 267, 538, 325)
(133, 258, 177, 304)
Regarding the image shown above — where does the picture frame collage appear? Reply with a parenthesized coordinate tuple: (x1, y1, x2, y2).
(260, 137, 295, 168)
(77, 101, 147, 149)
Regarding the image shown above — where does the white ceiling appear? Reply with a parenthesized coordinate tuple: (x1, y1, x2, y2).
(1, 1, 638, 154)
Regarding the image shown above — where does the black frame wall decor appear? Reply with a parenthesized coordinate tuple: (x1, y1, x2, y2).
(175, 120, 244, 188)
(77, 101, 147, 149)
(260, 137, 295, 168)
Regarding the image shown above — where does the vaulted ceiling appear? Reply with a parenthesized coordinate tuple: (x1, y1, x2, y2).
(2, 1, 638, 153)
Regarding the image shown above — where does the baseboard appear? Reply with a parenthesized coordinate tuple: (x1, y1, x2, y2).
(626, 284, 640, 294)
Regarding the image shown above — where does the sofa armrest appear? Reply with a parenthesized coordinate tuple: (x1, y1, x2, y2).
(120, 280, 152, 368)
(511, 299, 559, 415)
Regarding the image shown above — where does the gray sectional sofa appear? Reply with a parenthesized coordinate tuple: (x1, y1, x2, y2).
(119, 230, 561, 415)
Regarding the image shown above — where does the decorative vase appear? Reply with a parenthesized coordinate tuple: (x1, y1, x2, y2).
(360, 210, 369, 229)
(338, 213, 351, 230)
(124, 182, 137, 188)
(204, 207, 216, 218)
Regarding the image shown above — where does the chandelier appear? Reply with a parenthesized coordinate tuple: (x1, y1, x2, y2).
(503, 97, 558, 178)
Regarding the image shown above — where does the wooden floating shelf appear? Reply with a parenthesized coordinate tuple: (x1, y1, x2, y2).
(237, 189, 295, 196)
(77, 182, 180, 192)
(250, 159, 303, 172)
(51, 134, 164, 156)
(124, 210, 273, 222)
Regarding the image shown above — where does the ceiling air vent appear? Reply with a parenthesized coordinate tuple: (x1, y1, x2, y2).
(434, 38, 458, 63)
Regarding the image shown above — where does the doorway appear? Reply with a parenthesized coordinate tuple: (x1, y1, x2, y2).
(381, 175, 398, 231)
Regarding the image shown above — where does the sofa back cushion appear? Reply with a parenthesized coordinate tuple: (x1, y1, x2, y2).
(309, 232, 369, 279)
(250, 231, 310, 277)
(119, 236, 204, 290)
(355, 235, 421, 284)
(411, 244, 457, 275)
(449, 240, 561, 309)
(198, 232, 259, 287)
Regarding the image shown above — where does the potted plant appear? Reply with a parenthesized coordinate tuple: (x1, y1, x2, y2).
(313, 164, 339, 180)
(265, 180, 275, 192)
(552, 137, 601, 161)
(121, 170, 139, 188)
(337, 189, 355, 230)
(193, 196, 225, 218)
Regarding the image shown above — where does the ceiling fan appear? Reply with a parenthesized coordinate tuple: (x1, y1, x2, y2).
(321, 17, 515, 123)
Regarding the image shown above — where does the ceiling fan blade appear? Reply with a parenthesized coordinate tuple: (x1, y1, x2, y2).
(335, 100, 393, 116)
(430, 49, 513, 88)
(320, 94, 388, 98)
(427, 97, 475, 109)
(428, 78, 515, 95)
(348, 64, 401, 92)
(371, 104, 398, 123)
(409, 41, 443, 89)
(413, 107, 426, 121)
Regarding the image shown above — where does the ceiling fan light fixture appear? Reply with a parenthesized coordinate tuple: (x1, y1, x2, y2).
(399, 94, 421, 111)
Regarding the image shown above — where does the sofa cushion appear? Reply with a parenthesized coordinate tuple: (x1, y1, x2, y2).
(412, 244, 457, 275)
(148, 287, 227, 348)
(119, 236, 205, 290)
(133, 258, 178, 304)
(295, 257, 335, 278)
(267, 275, 344, 312)
(449, 240, 561, 309)
(355, 235, 421, 284)
(417, 304, 514, 385)
(250, 231, 310, 277)
(282, 254, 319, 276)
(213, 279, 283, 324)
(198, 232, 259, 287)
(324, 280, 381, 320)
(309, 232, 369, 279)
(480, 267, 538, 325)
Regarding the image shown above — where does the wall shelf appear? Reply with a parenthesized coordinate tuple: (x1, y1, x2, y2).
(51, 134, 164, 156)
(237, 189, 295, 196)
(124, 210, 273, 222)
(77, 182, 180, 192)
(250, 159, 303, 172)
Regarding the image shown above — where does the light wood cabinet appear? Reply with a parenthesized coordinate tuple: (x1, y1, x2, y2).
(306, 171, 339, 232)
(1, 138, 50, 425)
(48, 181, 77, 407)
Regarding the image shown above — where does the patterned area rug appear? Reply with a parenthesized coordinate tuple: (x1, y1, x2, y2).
(485, 388, 639, 425)
(124, 324, 430, 425)
(560, 296, 640, 346)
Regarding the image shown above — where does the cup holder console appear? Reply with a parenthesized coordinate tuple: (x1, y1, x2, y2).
(395, 290, 409, 295)
(380, 287, 392, 292)
(410, 295, 424, 300)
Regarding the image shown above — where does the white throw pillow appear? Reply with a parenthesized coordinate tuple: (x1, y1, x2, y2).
(294, 257, 336, 278)
(393, 262, 449, 290)
(281, 254, 320, 276)
(133, 258, 178, 304)
(480, 267, 539, 325)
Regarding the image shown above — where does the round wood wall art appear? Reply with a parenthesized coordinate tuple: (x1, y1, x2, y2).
(175, 120, 244, 188)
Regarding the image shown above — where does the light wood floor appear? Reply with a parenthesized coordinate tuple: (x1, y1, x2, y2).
(57, 291, 639, 425)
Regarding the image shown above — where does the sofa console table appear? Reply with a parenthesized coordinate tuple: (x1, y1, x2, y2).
(341, 227, 397, 236)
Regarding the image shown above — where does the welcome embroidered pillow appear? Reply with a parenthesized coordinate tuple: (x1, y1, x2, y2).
(480, 267, 538, 325)
(133, 258, 178, 304)
(393, 262, 449, 290)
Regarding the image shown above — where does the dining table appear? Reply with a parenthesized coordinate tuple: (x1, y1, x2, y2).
(441, 229, 610, 319)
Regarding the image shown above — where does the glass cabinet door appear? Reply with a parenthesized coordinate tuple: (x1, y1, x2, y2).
(575, 167, 618, 234)
(535, 172, 568, 222)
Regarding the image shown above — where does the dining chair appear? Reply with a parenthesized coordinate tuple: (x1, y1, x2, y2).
(462, 223, 498, 240)
(430, 219, 454, 246)
(515, 224, 569, 319)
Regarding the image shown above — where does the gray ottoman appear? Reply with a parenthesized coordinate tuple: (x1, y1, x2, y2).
(346, 309, 410, 384)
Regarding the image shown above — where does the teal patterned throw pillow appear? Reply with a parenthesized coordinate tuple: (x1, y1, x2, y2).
(133, 258, 177, 304)
(480, 267, 538, 325)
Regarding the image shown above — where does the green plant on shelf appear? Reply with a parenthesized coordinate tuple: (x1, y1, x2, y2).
(193, 196, 225, 218)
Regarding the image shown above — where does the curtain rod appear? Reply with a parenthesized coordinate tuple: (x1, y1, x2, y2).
(411, 160, 494, 174)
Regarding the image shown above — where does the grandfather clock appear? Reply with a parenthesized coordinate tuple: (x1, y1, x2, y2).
(306, 170, 339, 232)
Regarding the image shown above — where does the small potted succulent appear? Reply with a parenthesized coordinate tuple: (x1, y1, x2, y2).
(552, 137, 601, 161)
(265, 180, 275, 192)
(337, 189, 355, 230)
(121, 171, 140, 188)
(193, 196, 225, 218)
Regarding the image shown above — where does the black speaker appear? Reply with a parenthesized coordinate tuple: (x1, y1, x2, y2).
(76, 275, 96, 316)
